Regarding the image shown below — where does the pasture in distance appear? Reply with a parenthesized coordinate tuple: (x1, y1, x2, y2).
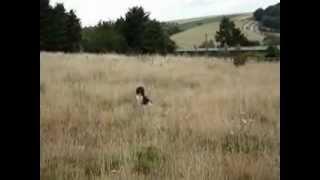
(169, 13, 276, 49)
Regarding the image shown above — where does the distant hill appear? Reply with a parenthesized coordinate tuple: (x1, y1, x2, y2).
(167, 13, 267, 49)
(167, 13, 244, 31)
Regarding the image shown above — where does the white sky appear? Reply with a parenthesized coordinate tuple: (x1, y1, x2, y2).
(50, 0, 280, 27)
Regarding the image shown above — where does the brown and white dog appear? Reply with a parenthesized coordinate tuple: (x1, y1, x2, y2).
(136, 86, 152, 106)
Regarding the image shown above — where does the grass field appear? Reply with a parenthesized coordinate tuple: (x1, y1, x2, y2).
(40, 52, 280, 180)
(167, 13, 245, 31)
(169, 13, 266, 49)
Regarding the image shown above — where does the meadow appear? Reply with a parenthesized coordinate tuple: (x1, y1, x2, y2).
(40, 52, 280, 180)
(170, 13, 267, 49)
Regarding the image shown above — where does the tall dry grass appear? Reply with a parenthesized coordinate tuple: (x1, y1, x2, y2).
(40, 52, 280, 180)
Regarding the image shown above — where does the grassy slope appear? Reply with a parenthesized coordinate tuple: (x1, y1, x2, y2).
(169, 13, 266, 49)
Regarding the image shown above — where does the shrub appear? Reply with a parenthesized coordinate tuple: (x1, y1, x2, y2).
(263, 34, 280, 46)
(133, 146, 164, 175)
(265, 45, 280, 61)
(161, 22, 182, 35)
(233, 53, 247, 67)
(241, 40, 260, 46)
(81, 22, 128, 53)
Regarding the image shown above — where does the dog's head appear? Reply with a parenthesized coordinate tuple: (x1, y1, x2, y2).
(136, 86, 145, 96)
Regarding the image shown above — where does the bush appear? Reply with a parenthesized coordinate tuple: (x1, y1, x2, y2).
(265, 46, 280, 59)
(133, 146, 164, 175)
(241, 40, 260, 46)
(261, 16, 280, 31)
(233, 54, 247, 67)
(81, 22, 128, 53)
(161, 22, 182, 35)
(263, 34, 280, 46)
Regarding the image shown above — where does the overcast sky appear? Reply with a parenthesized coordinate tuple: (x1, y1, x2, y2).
(50, 0, 280, 27)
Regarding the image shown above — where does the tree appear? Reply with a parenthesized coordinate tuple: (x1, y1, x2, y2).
(215, 17, 249, 47)
(122, 6, 150, 53)
(253, 8, 264, 21)
(40, 0, 82, 52)
(40, 0, 52, 50)
(161, 22, 181, 36)
(263, 34, 280, 46)
(261, 16, 280, 31)
(231, 28, 247, 46)
(215, 17, 233, 47)
(65, 10, 82, 52)
(81, 6, 176, 54)
(81, 21, 127, 53)
(142, 20, 166, 54)
(265, 45, 280, 58)
(114, 6, 176, 54)
(142, 20, 176, 54)
(45, 3, 69, 51)
(115, 17, 126, 33)
(253, 3, 280, 32)
(264, 3, 280, 17)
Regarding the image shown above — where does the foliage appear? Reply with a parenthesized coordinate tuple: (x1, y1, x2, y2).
(242, 40, 260, 46)
(82, 6, 176, 54)
(81, 21, 128, 53)
(261, 16, 280, 31)
(40, 0, 82, 52)
(161, 22, 182, 35)
(253, 8, 264, 21)
(133, 146, 164, 175)
(41, 2, 175, 54)
(253, 3, 280, 32)
(233, 53, 247, 67)
(121, 6, 150, 53)
(65, 10, 82, 52)
(215, 17, 250, 47)
(143, 20, 176, 54)
(263, 34, 280, 46)
(265, 45, 280, 59)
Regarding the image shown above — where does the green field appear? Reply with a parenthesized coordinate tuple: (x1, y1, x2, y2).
(169, 13, 267, 49)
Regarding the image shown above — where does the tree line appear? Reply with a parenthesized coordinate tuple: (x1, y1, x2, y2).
(40, 0, 81, 52)
(40, 0, 277, 55)
(82, 7, 176, 54)
(40, 0, 176, 54)
(253, 3, 280, 32)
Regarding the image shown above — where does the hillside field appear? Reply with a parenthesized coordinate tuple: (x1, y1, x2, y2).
(41, 53, 280, 180)
(169, 13, 269, 49)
